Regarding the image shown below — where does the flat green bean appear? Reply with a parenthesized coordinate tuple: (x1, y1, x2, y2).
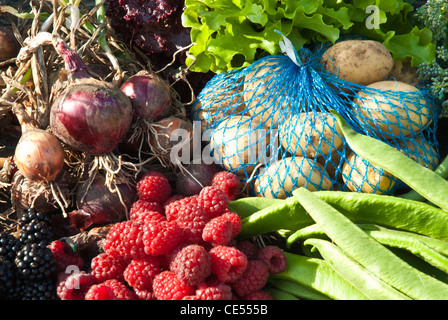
(270, 252, 369, 300)
(294, 187, 448, 300)
(266, 286, 301, 300)
(268, 279, 329, 300)
(238, 190, 448, 242)
(304, 238, 411, 300)
(228, 197, 282, 219)
(331, 110, 448, 212)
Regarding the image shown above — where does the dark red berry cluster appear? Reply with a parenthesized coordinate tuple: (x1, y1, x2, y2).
(55, 171, 287, 300)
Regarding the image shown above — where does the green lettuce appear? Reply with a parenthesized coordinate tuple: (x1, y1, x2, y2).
(182, 0, 435, 73)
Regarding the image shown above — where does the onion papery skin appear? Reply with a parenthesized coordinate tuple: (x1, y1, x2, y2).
(14, 129, 65, 181)
(68, 174, 137, 231)
(50, 79, 133, 155)
(121, 72, 172, 121)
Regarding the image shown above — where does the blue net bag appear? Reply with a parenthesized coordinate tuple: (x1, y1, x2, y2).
(191, 36, 440, 198)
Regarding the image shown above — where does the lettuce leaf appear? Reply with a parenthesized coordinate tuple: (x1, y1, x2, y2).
(182, 0, 436, 73)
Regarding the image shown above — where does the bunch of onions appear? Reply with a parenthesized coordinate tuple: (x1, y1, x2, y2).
(48, 36, 134, 191)
(11, 103, 70, 214)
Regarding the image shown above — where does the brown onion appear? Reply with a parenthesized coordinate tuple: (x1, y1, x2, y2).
(0, 26, 20, 62)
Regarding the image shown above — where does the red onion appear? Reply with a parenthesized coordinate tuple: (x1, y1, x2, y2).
(49, 39, 132, 155)
(175, 162, 222, 196)
(121, 71, 172, 122)
(68, 174, 137, 231)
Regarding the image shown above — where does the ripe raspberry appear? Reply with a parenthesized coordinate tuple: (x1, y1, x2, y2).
(182, 295, 200, 300)
(129, 199, 164, 220)
(212, 171, 241, 200)
(85, 284, 117, 300)
(143, 220, 183, 255)
(103, 220, 147, 260)
(164, 195, 199, 221)
(196, 279, 233, 300)
(90, 252, 128, 283)
(232, 260, 269, 297)
(170, 244, 211, 286)
(209, 245, 248, 283)
(133, 210, 166, 224)
(134, 289, 157, 300)
(202, 216, 233, 246)
(163, 194, 185, 208)
(175, 203, 210, 244)
(56, 271, 96, 300)
(221, 211, 242, 238)
(48, 240, 84, 273)
(99, 279, 137, 300)
(236, 241, 259, 260)
(197, 186, 229, 219)
(257, 245, 287, 274)
(137, 171, 171, 204)
(124, 256, 160, 291)
(244, 290, 274, 300)
(153, 271, 195, 300)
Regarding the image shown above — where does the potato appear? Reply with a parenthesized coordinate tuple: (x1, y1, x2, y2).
(389, 59, 419, 86)
(279, 111, 344, 158)
(320, 40, 394, 86)
(192, 80, 247, 132)
(397, 137, 439, 170)
(254, 156, 333, 199)
(342, 151, 396, 194)
(209, 115, 269, 175)
(352, 80, 431, 138)
(243, 59, 294, 128)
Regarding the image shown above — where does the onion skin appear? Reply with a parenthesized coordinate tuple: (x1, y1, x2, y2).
(50, 79, 133, 155)
(0, 27, 20, 62)
(175, 163, 222, 196)
(121, 72, 172, 121)
(69, 174, 137, 231)
(14, 129, 65, 181)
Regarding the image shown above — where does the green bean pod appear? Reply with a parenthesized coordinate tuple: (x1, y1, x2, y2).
(228, 197, 282, 219)
(294, 187, 448, 300)
(331, 110, 448, 212)
(304, 238, 412, 300)
(268, 278, 328, 300)
(270, 252, 369, 300)
(238, 190, 448, 242)
(266, 286, 301, 300)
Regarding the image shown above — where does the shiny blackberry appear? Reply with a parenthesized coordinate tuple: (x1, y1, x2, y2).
(18, 219, 54, 245)
(0, 232, 21, 261)
(0, 256, 17, 298)
(14, 243, 55, 281)
(18, 208, 53, 227)
(20, 278, 57, 300)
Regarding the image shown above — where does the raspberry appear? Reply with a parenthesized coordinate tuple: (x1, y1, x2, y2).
(136, 171, 171, 204)
(85, 284, 117, 300)
(129, 199, 164, 220)
(134, 289, 157, 300)
(197, 186, 229, 219)
(170, 244, 211, 286)
(163, 194, 185, 208)
(236, 241, 259, 260)
(90, 252, 128, 283)
(231, 260, 269, 297)
(212, 171, 241, 200)
(153, 271, 195, 300)
(48, 240, 84, 273)
(182, 295, 200, 300)
(56, 271, 96, 300)
(202, 216, 233, 246)
(196, 279, 233, 300)
(133, 210, 166, 224)
(257, 245, 287, 274)
(99, 279, 137, 300)
(175, 203, 210, 244)
(103, 220, 147, 260)
(209, 245, 248, 283)
(221, 211, 242, 238)
(124, 256, 160, 291)
(143, 220, 183, 255)
(244, 290, 274, 300)
(164, 195, 198, 221)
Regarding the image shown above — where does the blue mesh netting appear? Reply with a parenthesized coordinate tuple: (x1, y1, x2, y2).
(191, 40, 440, 198)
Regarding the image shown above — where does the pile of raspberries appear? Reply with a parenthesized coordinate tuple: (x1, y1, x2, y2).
(55, 171, 287, 300)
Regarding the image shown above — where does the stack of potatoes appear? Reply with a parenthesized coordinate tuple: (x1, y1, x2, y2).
(193, 39, 438, 198)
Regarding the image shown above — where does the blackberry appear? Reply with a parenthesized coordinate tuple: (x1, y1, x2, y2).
(15, 243, 55, 281)
(19, 208, 53, 227)
(20, 278, 57, 300)
(18, 219, 53, 246)
(0, 256, 17, 298)
(0, 232, 21, 261)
